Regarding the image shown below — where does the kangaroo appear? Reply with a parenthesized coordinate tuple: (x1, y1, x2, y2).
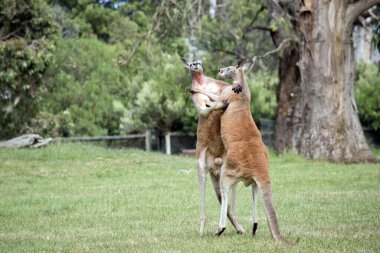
(189, 60, 289, 244)
(181, 57, 244, 235)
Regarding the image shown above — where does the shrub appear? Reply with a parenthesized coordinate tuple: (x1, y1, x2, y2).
(118, 52, 193, 134)
(0, 0, 56, 139)
(355, 62, 380, 131)
(35, 38, 127, 137)
(247, 71, 278, 121)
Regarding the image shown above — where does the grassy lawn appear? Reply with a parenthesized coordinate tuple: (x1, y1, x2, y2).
(0, 143, 379, 252)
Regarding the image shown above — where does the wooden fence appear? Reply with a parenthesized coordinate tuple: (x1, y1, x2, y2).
(51, 130, 196, 155)
(49, 119, 276, 155)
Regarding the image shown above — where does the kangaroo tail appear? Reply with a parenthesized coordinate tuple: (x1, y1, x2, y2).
(261, 183, 291, 244)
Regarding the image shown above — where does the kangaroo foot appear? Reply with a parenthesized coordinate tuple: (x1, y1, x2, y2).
(214, 227, 226, 237)
(252, 222, 258, 236)
(235, 225, 245, 234)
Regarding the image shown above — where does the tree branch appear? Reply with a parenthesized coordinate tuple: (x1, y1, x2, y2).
(246, 25, 274, 33)
(240, 5, 266, 43)
(369, 7, 380, 19)
(251, 38, 292, 62)
(0, 27, 22, 41)
(200, 40, 243, 58)
(347, 0, 380, 27)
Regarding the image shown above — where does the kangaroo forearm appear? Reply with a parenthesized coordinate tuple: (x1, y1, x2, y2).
(191, 88, 219, 102)
(199, 107, 214, 117)
(198, 99, 228, 116)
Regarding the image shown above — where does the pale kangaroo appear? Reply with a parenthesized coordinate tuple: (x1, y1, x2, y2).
(181, 57, 244, 235)
(189, 61, 289, 243)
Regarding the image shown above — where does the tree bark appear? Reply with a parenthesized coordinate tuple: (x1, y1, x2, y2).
(269, 0, 380, 162)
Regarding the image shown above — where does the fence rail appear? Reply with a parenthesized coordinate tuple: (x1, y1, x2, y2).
(52, 130, 152, 152)
(52, 134, 146, 142)
(2, 120, 276, 154)
(50, 130, 196, 154)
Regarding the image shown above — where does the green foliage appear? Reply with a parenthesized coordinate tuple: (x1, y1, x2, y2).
(81, 4, 118, 41)
(31, 110, 74, 137)
(355, 62, 380, 131)
(32, 1, 197, 137)
(0, 0, 280, 139)
(0, 0, 57, 139)
(118, 52, 194, 133)
(35, 38, 127, 137)
(50, 4, 92, 39)
(248, 71, 278, 121)
(197, 0, 276, 68)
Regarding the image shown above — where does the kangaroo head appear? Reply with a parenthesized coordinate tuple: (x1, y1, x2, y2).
(218, 65, 238, 79)
(180, 57, 203, 74)
(218, 59, 253, 80)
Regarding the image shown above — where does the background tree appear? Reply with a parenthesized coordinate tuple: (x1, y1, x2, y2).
(0, 0, 57, 139)
(267, 0, 380, 162)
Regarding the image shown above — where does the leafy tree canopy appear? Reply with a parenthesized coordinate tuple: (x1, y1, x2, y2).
(0, 0, 57, 139)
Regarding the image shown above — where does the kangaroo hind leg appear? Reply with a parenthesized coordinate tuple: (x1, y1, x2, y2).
(214, 165, 234, 236)
(197, 148, 207, 235)
(252, 181, 259, 236)
(210, 173, 244, 234)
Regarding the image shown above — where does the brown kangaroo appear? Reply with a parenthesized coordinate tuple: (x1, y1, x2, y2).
(189, 61, 289, 243)
(180, 58, 244, 235)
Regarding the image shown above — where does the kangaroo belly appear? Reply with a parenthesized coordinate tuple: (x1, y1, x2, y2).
(197, 111, 225, 158)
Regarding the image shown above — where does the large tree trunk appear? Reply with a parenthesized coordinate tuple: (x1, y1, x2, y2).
(269, 0, 380, 162)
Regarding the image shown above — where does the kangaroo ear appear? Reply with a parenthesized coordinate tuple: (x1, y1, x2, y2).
(243, 60, 254, 72)
(237, 59, 253, 72)
(236, 59, 245, 69)
(180, 57, 190, 69)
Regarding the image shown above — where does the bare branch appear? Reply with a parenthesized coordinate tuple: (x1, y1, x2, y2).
(246, 25, 274, 33)
(357, 15, 370, 27)
(0, 27, 22, 41)
(241, 5, 266, 41)
(347, 0, 380, 27)
(200, 40, 243, 58)
(369, 7, 380, 19)
(252, 38, 292, 62)
(118, 33, 149, 66)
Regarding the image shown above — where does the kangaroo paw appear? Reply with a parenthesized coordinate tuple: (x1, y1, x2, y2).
(221, 100, 229, 110)
(232, 84, 243, 94)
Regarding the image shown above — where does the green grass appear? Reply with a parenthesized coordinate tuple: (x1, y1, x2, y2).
(0, 143, 379, 252)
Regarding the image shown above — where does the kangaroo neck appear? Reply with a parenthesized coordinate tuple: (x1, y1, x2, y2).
(192, 72, 205, 85)
(233, 69, 251, 99)
(233, 69, 244, 84)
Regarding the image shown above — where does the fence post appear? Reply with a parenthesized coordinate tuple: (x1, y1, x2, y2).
(165, 132, 171, 155)
(145, 130, 152, 152)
